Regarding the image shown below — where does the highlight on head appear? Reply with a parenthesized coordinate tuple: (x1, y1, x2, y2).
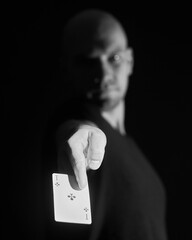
(60, 9, 128, 64)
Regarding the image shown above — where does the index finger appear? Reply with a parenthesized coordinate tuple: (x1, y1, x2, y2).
(69, 142, 88, 190)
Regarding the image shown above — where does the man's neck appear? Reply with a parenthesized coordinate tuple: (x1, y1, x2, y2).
(101, 100, 126, 135)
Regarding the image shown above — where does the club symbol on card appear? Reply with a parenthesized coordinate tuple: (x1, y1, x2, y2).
(55, 182, 60, 187)
(68, 193, 76, 200)
(84, 207, 89, 212)
(84, 207, 89, 220)
(54, 175, 60, 187)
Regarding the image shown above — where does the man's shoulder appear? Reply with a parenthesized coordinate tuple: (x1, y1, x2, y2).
(47, 99, 101, 130)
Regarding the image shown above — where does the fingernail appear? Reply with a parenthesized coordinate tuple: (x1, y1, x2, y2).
(78, 178, 87, 189)
(76, 171, 87, 190)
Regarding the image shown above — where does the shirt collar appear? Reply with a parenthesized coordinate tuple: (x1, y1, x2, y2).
(101, 100, 126, 135)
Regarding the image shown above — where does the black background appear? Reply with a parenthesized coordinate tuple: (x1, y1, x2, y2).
(2, 1, 191, 239)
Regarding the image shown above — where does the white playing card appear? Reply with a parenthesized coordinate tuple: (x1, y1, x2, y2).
(52, 173, 92, 224)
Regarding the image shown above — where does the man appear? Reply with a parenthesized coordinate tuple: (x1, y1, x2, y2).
(43, 9, 168, 240)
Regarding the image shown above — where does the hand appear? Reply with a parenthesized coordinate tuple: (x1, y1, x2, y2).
(67, 125, 107, 189)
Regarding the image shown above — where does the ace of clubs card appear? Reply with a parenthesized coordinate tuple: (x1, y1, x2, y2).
(52, 173, 92, 224)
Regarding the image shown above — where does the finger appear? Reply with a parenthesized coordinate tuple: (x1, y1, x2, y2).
(87, 129, 107, 170)
(68, 140, 88, 190)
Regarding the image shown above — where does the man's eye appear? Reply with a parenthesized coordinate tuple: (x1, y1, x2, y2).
(110, 54, 121, 63)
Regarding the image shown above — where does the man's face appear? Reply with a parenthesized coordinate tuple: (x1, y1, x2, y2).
(68, 25, 133, 111)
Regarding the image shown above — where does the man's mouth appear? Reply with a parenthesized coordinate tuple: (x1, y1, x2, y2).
(101, 85, 119, 95)
(86, 86, 119, 100)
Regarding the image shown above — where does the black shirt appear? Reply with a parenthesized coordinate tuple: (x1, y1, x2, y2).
(42, 100, 168, 240)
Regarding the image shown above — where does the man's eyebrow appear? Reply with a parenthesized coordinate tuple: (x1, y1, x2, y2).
(110, 46, 126, 54)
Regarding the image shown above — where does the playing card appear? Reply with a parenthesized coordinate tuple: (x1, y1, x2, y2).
(52, 173, 92, 224)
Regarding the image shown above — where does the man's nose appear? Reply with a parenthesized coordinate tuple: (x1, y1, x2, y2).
(95, 60, 113, 86)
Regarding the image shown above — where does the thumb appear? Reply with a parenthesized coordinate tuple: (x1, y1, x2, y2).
(87, 128, 107, 170)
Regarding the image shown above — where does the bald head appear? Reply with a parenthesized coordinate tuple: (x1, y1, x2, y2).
(60, 9, 133, 111)
(61, 9, 128, 60)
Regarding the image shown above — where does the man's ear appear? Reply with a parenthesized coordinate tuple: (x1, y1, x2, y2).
(125, 47, 134, 75)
